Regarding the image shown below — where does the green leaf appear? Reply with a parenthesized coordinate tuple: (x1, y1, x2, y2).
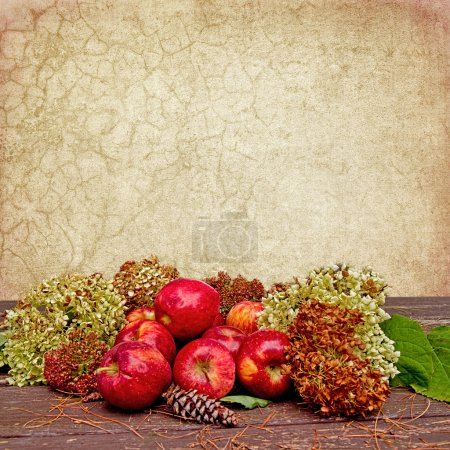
(65, 306, 75, 323)
(220, 395, 271, 409)
(0, 333, 6, 349)
(380, 315, 433, 390)
(427, 326, 450, 349)
(381, 315, 450, 402)
(424, 326, 450, 402)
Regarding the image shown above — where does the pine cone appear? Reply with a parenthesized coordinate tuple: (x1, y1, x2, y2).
(163, 384, 238, 427)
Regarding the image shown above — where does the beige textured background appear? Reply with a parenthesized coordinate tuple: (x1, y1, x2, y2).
(0, 0, 449, 301)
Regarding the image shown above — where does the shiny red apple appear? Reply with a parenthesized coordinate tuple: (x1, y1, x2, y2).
(114, 319, 177, 364)
(96, 341, 172, 410)
(212, 313, 225, 327)
(226, 301, 264, 334)
(126, 307, 155, 322)
(202, 326, 246, 360)
(236, 330, 291, 400)
(155, 278, 220, 341)
(173, 338, 235, 399)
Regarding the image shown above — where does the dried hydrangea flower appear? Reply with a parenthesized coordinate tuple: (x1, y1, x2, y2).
(112, 256, 179, 311)
(267, 281, 295, 295)
(285, 300, 390, 417)
(0, 273, 126, 386)
(258, 264, 399, 379)
(257, 281, 301, 333)
(44, 330, 108, 395)
(204, 271, 265, 317)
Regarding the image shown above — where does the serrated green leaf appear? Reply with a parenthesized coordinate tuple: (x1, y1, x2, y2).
(381, 315, 450, 402)
(424, 326, 450, 402)
(427, 326, 450, 349)
(414, 350, 450, 402)
(220, 395, 271, 409)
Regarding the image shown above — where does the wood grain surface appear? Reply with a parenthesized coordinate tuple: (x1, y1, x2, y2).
(1, 297, 449, 449)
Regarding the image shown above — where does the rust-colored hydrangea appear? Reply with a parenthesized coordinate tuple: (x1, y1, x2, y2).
(267, 281, 293, 295)
(204, 272, 265, 317)
(113, 255, 179, 311)
(44, 331, 108, 395)
(285, 300, 390, 417)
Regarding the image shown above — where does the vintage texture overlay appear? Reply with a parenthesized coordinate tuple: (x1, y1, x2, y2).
(0, 0, 448, 300)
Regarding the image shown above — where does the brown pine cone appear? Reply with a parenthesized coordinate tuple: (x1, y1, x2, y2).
(163, 383, 238, 427)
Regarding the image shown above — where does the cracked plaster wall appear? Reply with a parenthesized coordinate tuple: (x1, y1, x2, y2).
(0, 0, 449, 300)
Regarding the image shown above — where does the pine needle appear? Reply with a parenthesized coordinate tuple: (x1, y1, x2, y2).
(77, 404, 144, 439)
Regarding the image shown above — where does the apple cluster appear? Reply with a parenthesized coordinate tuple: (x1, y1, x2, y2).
(96, 278, 291, 411)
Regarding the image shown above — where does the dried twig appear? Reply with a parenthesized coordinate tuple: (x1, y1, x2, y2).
(310, 429, 320, 450)
(345, 394, 446, 450)
(135, 410, 152, 430)
(78, 404, 144, 439)
(261, 411, 277, 428)
(14, 393, 145, 439)
(374, 406, 385, 450)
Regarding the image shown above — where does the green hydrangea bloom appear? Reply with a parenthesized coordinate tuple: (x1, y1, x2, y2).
(258, 264, 400, 380)
(0, 333, 6, 367)
(257, 283, 301, 333)
(0, 273, 126, 386)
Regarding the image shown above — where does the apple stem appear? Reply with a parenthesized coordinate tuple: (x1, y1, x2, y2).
(202, 367, 211, 383)
(96, 365, 118, 376)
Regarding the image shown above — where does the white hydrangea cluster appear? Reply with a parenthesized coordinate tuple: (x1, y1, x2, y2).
(257, 283, 302, 333)
(354, 323, 400, 380)
(300, 264, 390, 324)
(258, 263, 400, 379)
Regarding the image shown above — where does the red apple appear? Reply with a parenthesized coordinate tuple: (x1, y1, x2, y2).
(126, 307, 155, 322)
(237, 330, 291, 400)
(96, 341, 172, 410)
(202, 326, 246, 360)
(114, 319, 177, 364)
(173, 338, 235, 399)
(226, 301, 264, 334)
(212, 313, 225, 327)
(155, 278, 220, 341)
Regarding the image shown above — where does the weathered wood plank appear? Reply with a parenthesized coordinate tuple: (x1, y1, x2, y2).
(385, 297, 450, 327)
(1, 414, 449, 450)
(0, 298, 449, 449)
(1, 384, 448, 438)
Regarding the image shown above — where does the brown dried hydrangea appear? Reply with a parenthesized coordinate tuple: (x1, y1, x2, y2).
(267, 281, 294, 295)
(113, 256, 179, 311)
(204, 271, 265, 317)
(285, 300, 390, 417)
(44, 331, 108, 395)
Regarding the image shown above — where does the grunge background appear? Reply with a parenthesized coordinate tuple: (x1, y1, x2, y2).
(0, 0, 448, 300)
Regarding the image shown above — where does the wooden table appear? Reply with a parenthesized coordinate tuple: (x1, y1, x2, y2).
(1, 298, 449, 449)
